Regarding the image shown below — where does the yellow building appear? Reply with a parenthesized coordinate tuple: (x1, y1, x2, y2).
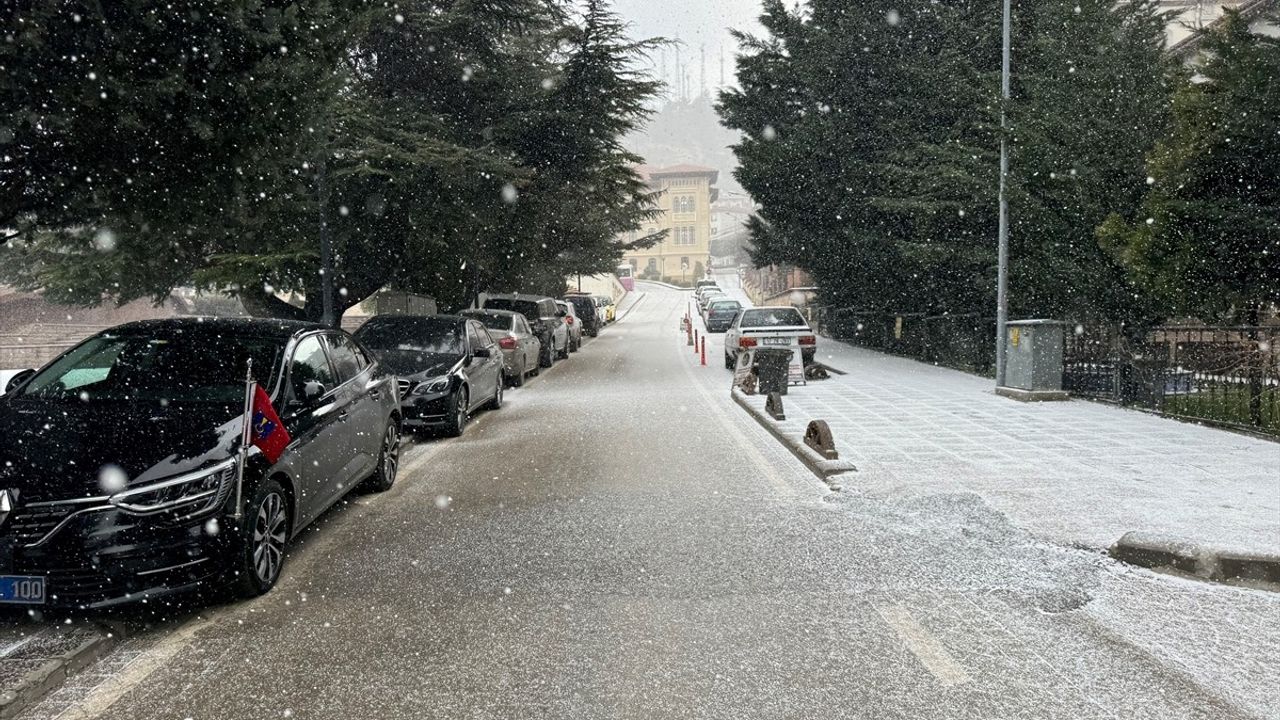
(621, 164, 719, 286)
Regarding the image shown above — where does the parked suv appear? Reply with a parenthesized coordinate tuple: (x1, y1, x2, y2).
(562, 294, 602, 337)
(482, 294, 568, 367)
(0, 318, 402, 608)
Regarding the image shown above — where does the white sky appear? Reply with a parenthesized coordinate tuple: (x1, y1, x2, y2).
(612, 0, 764, 90)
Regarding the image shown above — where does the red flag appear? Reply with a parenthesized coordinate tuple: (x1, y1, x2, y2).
(250, 384, 290, 464)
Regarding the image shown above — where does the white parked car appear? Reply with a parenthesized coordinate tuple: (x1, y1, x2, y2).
(723, 306, 816, 369)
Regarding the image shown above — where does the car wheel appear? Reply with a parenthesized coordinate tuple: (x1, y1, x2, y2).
(512, 358, 526, 387)
(491, 379, 503, 410)
(725, 351, 735, 370)
(443, 387, 468, 438)
(540, 343, 554, 368)
(363, 422, 400, 493)
(558, 337, 570, 359)
(232, 478, 291, 598)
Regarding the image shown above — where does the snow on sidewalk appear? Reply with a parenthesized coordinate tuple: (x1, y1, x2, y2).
(775, 340, 1280, 554)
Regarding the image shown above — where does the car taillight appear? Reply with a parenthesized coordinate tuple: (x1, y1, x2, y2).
(799, 335, 816, 346)
(565, 316, 574, 324)
(739, 337, 758, 348)
(498, 336, 518, 350)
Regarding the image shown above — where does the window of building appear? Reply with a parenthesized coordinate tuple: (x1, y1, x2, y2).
(674, 226, 696, 245)
(673, 195, 695, 213)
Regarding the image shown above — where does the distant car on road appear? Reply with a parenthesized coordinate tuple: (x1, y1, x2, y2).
(694, 285, 722, 305)
(355, 315, 503, 437)
(555, 301, 585, 352)
(703, 299, 743, 333)
(0, 318, 402, 608)
(482, 294, 569, 367)
(594, 295, 617, 323)
(460, 309, 542, 387)
(698, 291, 728, 311)
(723, 306, 816, 369)
(694, 278, 719, 293)
(562, 294, 602, 337)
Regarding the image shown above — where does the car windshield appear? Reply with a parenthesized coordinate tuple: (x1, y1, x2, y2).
(356, 318, 464, 354)
(18, 332, 285, 403)
(709, 301, 742, 311)
(740, 308, 808, 328)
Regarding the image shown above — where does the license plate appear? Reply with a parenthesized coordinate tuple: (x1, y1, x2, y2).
(762, 337, 791, 345)
(0, 576, 45, 604)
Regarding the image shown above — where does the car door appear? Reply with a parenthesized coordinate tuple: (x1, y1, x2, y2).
(324, 332, 384, 484)
(465, 321, 499, 409)
(516, 316, 539, 368)
(279, 334, 349, 526)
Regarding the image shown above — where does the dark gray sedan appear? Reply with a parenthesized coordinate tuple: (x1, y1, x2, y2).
(461, 309, 542, 386)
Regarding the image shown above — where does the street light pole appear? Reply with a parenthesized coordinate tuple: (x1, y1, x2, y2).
(995, 0, 1012, 387)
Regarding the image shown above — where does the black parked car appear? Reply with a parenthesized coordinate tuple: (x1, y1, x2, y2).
(0, 318, 402, 609)
(354, 315, 503, 437)
(562, 294, 602, 338)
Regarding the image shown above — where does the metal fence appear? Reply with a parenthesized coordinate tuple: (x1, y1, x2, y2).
(1065, 324, 1280, 435)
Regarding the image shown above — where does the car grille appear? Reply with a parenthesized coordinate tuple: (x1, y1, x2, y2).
(7, 504, 79, 546)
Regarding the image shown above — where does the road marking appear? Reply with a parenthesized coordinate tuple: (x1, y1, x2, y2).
(59, 616, 214, 720)
(876, 603, 971, 687)
(0, 632, 37, 658)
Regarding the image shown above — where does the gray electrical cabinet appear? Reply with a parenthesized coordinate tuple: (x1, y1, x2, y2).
(996, 320, 1069, 401)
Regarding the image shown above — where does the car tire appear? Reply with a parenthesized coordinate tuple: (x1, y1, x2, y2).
(363, 422, 400, 493)
(443, 387, 468, 438)
(540, 342, 554, 368)
(491, 378, 503, 410)
(512, 358, 526, 387)
(231, 477, 292, 598)
(725, 351, 735, 370)
(558, 337, 570, 360)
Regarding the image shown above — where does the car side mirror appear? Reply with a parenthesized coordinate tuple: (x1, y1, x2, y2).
(4, 369, 35, 395)
(303, 381, 327, 403)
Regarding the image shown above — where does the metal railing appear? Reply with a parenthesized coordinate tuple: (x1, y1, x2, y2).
(1065, 324, 1279, 435)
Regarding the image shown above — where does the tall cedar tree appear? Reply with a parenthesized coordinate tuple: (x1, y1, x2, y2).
(1099, 9, 1280, 322)
(719, 0, 1171, 321)
(1, 0, 663, 319)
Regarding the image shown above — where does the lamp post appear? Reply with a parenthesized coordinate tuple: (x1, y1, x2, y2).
(995, 0, 1012, 387)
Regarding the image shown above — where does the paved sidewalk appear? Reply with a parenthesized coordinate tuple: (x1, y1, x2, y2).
(751, 338, 1280, 555)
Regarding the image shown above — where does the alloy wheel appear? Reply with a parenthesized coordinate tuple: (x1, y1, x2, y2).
(381, 424, 400, 486)
(252, 492, 288, 585)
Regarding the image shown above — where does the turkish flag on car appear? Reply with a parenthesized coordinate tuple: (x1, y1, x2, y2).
(250, 384, 290, 464)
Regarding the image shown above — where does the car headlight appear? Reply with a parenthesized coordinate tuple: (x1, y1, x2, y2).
(412, 376, 451, 395)
(108, 458, 236, 516)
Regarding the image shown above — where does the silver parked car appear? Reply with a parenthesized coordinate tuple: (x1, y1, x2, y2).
(556, 300, 583, 353)
(461, 309, 542, 387)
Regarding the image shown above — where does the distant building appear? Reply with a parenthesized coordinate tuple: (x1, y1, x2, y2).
(1164, 0, 1279, 59)
(620, 164, 718, 286)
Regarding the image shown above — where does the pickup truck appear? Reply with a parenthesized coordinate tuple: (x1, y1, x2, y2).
(723, 306, 816, 369)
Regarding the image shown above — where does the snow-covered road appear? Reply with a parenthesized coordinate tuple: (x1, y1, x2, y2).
(16, 284, 1276, 720)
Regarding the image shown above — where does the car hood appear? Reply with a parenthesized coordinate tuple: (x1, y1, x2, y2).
(371, 351, 462, 380)
(0, 399, 243, 502)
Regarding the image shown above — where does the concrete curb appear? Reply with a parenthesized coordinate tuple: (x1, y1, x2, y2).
(730, 387, 857, 489)
(0, 622, 124, 719)
(614, 293, 646, 322)
(1110, 531, 1280, 591)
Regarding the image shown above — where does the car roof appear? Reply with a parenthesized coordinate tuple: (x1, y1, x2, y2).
(485, 293, 554, 303)
(708, 298, 741, 305)
(103, 317, 323, 341)
(462, 308, 520, 319)
(360, 314, 467, 327)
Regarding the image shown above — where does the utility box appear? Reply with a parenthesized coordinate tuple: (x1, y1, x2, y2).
(996, 320, 1069, 402)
